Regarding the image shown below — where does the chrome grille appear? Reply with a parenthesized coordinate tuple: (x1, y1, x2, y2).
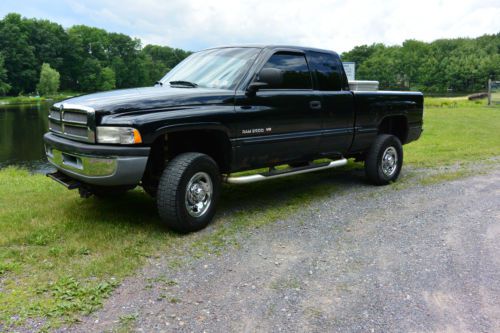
(64, 125, 88, 137)
(62, 111, 87, 124)
(48, 103, 95, 143)
(49, 120, 62, 132)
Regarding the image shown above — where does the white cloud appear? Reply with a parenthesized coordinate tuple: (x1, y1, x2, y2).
(6, 0, 500, 52)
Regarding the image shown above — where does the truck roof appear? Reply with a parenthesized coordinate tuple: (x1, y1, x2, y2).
(205, 44, 340, 57)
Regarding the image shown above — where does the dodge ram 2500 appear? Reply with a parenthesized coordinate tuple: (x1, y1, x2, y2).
(44, 45, 423, 232)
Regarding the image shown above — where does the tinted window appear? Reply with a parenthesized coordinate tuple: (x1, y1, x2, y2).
(307, 52, 343, 91)
(262, 53, 312, 89)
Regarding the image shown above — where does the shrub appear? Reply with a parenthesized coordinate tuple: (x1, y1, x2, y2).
(36, 63, 60, 96)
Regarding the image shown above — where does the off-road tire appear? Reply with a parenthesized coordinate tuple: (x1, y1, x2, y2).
(157, 152, 220, 233)
(365, 134, 403, 185)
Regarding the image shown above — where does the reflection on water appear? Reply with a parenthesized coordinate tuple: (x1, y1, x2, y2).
(0, 102, 55, 173)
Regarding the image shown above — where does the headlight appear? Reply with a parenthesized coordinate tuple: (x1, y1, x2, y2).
(96, 127, 142, 144)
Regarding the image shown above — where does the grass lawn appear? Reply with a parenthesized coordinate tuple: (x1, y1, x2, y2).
(406, 97, 500, 166)
(0, 97, 499, 329)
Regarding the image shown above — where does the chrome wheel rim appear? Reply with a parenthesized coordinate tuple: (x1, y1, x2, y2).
(185, 172, 213, 218)
(381, 146, 398, 177)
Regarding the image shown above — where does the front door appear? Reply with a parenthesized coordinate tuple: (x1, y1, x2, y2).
(233, 51, 322, 169)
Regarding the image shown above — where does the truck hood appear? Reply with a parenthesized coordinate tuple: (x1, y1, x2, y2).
(55, 86, 235, 114)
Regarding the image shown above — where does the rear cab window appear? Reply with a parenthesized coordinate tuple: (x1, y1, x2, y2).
(261, 52, 312, 89)
(306, 51, 346, 91)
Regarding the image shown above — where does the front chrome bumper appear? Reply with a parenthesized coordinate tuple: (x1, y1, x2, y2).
(44, 133, 150, 186)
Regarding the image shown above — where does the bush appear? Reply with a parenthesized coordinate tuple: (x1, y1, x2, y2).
(36, 63, 60, 96)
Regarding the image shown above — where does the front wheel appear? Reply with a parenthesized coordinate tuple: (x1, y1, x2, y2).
(156, 153, 221, 233)
(364, 134, 403, 185)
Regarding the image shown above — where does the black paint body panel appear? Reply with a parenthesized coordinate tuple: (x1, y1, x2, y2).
(350, 91, 424, 153)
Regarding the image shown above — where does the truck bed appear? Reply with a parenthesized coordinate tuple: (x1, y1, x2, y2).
(349, 91, 424, 154)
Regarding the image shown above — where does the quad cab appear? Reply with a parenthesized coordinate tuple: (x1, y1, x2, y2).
(45, 45, 423, 232)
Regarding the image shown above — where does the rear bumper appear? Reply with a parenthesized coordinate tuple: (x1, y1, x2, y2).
(43, 133, 150, 186)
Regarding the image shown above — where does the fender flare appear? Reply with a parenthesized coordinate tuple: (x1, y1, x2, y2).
(376, 114, 409, 143)
(376, 114, 408, 128)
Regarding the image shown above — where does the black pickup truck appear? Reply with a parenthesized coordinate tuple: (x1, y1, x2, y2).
(44, 45, 423, 232)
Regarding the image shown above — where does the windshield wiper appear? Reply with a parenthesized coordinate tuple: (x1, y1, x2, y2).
(169, 80, 198, 88)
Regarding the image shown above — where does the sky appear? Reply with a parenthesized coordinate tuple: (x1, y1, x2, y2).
(1, 0, 499, 53)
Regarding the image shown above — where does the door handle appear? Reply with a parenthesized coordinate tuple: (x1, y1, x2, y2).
(309, 100, 322, 110)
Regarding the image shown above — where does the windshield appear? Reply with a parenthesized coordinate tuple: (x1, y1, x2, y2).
(159, 47, 261, 90)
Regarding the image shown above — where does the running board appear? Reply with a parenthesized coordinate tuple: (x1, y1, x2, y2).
(223, 158, 347, 184)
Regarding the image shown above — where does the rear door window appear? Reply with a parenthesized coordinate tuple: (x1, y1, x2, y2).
(307, 51, 344, 91)
(262, 52, 312, 89)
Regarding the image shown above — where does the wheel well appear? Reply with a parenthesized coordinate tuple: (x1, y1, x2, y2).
(378, 116, 408, 144)
(142, 129, 232, 190)
(166, 130, 231, 172)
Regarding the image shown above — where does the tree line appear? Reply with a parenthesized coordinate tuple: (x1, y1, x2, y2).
(341, 34, 500, 92)
(0, 13, 190, 96)
(0, 12, 498, 95)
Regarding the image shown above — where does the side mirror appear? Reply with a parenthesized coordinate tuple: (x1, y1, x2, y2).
(246, 68, 283, 96)
(259, 68, 283, 87)
(246, 82, 268, 96)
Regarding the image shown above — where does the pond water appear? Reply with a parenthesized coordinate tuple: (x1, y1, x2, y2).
(0, 102, 54, 173)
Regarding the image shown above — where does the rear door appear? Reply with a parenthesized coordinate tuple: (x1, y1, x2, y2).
(233, 51, 323, 169)
(306, 51, 354, 155)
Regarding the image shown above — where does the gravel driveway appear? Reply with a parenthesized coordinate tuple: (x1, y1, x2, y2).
(68, 165, 500, 333)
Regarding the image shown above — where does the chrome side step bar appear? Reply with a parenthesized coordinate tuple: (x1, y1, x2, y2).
(223, 158, 347, 184)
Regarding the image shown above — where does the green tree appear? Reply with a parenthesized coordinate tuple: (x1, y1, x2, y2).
(78, 60, 117, 92)
(0, 53, 11, 95)
(108, 33, 143, 87)
(0, 13, 37, 94)
(36, 63, 60, 96)
(343, 33, 500, 93)
(341, 43, 384, 67)
(1, 11, 497, 95)
(24, 17, 71, 90)
(78, 58, 102, 92)
(356, 46, 404, 90)
(142, 44, 191, 84)
(66, 25, 110, 91)
(399, 40, 429, 89)
(99, 67, 116, 91)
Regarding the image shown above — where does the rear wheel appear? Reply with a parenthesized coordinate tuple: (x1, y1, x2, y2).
(365, 134, 403, 185)
(156, 152, 220, 233)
